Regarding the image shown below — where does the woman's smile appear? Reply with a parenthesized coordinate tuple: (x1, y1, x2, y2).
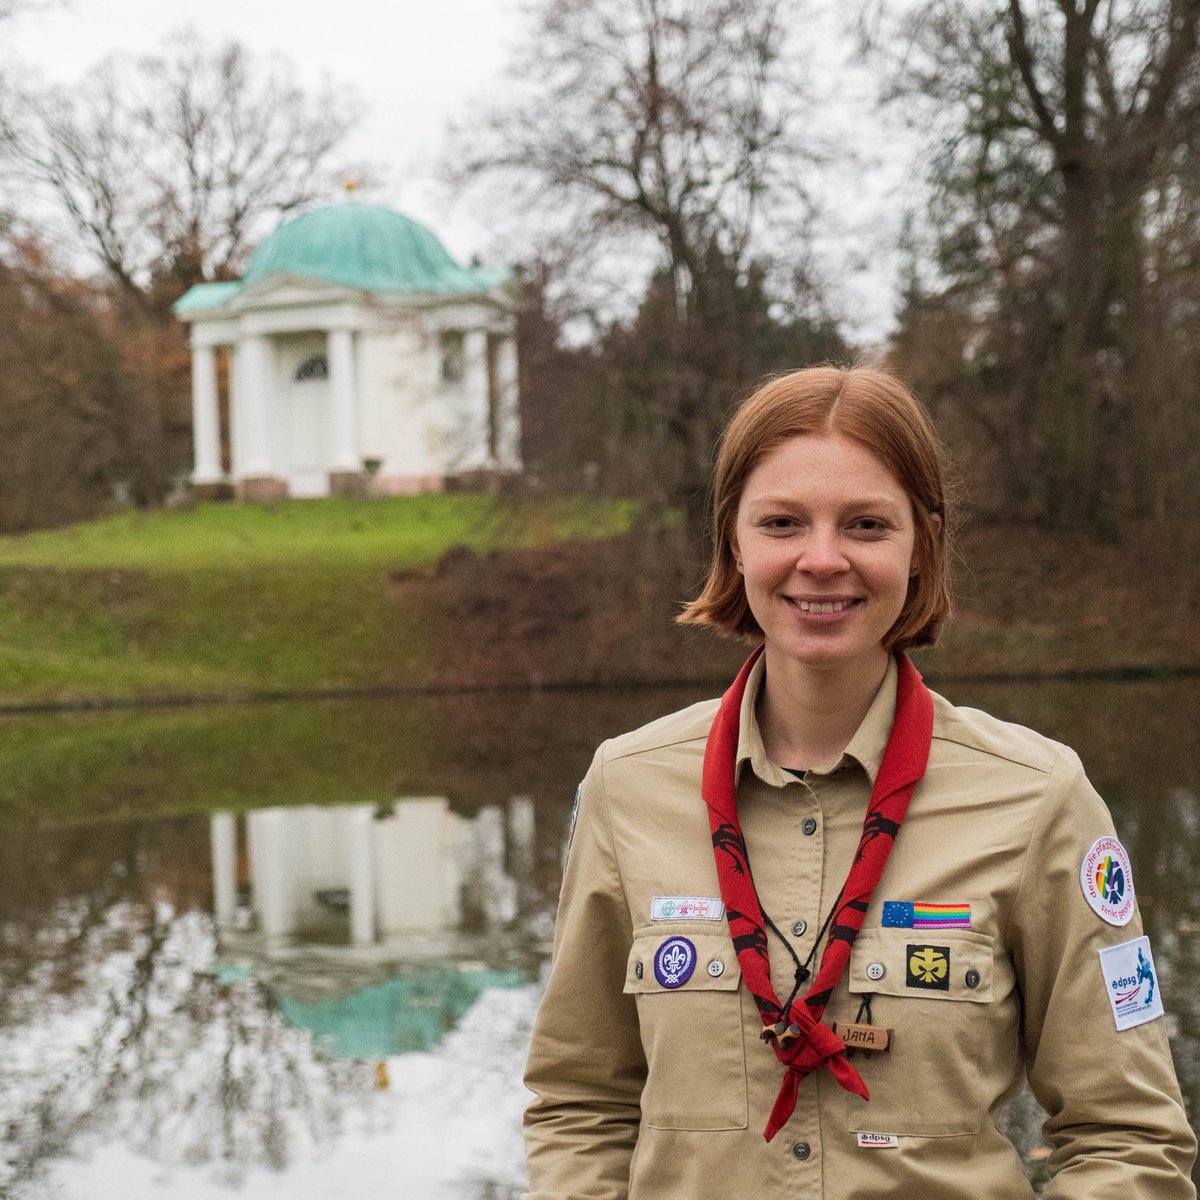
(784, 595, 863, 617)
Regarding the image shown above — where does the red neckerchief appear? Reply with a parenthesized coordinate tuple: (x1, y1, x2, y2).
(702, 647, 934, 1141)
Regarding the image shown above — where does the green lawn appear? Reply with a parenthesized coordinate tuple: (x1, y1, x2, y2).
(0, 495, 634, 705)
(0, 494, 635, 571)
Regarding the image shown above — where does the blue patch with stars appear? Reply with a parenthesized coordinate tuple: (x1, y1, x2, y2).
(882, 900, 915, 928)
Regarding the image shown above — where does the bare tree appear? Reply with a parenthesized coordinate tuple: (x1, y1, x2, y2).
(0, 31, 364, 306)
(454, 0, 837, 529)
(871, 0, 1200, 533)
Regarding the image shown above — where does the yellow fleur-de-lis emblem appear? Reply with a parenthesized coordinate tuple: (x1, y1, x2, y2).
(909, 946, 948, 984)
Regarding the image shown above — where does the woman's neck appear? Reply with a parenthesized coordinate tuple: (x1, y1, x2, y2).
(756, 645, 890, 772)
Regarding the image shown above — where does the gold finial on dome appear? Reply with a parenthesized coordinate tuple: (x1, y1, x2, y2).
(343, 178, 360, 194)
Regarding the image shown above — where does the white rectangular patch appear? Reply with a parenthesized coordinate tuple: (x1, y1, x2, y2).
(1098, 935, 1165, 1031)
(651, 895, 725, 921)
(856, 1131, 899, 1149)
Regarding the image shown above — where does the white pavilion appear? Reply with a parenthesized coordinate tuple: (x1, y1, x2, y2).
(173, 201, 521, 499)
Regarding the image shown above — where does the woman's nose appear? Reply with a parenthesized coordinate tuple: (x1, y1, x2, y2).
(795, 529, 849, 576)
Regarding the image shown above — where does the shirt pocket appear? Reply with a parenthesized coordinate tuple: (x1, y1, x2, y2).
(623, 929, 748, 1131)
(844, 928, 1002, 1138)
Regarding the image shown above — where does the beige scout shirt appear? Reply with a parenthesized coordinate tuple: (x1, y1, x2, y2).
(523, 656, 1197, 1199)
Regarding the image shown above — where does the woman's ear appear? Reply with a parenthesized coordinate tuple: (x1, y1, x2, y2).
(730, 536, 743, 572)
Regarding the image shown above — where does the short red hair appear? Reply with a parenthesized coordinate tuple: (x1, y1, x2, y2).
(678, 365, 954, 650)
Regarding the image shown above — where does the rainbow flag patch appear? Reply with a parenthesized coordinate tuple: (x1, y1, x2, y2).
(882, 901, 971, 930)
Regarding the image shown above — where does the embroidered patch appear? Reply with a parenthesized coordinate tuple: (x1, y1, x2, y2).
(1080, 836, 1135, 926)
(906, 944, 950, 990)
(653, 936, 697, 988)
(1099, 935, 1164, 1031)
(882, 900, 971, 929)
(856, 1131, 900, 1149)
(651, 895, 725, 921)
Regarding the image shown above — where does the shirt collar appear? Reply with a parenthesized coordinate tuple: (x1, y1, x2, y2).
(735, 653, 899, 788)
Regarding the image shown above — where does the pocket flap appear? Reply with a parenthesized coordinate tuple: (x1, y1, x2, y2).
(624, 930, 742, 994)
(848, 928, 995, 1003)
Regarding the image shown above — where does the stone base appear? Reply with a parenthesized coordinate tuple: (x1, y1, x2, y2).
(375, 473, 446, 496)
(191, 479, 235, 502)
(446, 468, 524, 496)
(236, 475, 290, 501)
(328, 469, 368, 498)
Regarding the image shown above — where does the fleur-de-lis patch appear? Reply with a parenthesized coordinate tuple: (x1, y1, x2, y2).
(654, 936, 697, 988)
(906, 944, 950, 990)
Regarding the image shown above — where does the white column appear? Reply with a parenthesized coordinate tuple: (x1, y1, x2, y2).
(239, 334, 275, 476)
(496, 335, 522, 469)
(191, 343, 224, 483)
(227, 343, 244, 477)
(507, 795, 536, 914)
(328, 326, 359, 470)
(462, 329, 490, 467)
(473, 805, 517, 927)
(210, 812, 238, 929)
(248, 808, 294, 939)
(347, 805, 376, 945)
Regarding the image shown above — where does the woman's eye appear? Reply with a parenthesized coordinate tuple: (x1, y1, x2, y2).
(851, 517, 888, 533)
(761, 516, 796, 530)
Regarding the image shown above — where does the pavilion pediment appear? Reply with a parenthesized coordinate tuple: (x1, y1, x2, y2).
(233, 273, 363, 311)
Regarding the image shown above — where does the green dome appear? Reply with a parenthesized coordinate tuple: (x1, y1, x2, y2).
(240, 201, 508, 295)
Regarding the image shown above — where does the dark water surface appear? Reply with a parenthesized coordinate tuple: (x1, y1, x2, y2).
(0, 674, 1196, 1196)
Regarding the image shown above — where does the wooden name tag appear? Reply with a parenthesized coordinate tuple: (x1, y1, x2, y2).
(832, 1021, 893, 1052)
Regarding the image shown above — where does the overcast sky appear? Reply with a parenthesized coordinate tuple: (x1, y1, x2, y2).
(4, 0, 924, 342)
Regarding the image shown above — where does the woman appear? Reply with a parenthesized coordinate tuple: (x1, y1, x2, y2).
(521, 366, 1196, 1199)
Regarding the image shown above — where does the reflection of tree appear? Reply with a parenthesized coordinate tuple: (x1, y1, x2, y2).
(0, 821, 374, 1193)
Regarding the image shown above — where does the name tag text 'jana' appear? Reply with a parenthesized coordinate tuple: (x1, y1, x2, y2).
(831, 1021, 893, 1052)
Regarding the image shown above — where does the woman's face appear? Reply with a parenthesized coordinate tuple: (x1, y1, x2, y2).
(731, 432, 918, 674)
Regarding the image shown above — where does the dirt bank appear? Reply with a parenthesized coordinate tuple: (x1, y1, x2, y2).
(403, 520, 1200, 687)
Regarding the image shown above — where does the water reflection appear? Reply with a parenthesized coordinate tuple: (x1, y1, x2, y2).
(0, 793, 550, 1198)
(210, 798, 544, 1059)
(0, 675, 1195, 1195)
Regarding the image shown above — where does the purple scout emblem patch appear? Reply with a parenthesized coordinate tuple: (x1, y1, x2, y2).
(654, 936, 697, 988)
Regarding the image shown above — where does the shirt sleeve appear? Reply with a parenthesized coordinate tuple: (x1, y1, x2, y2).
(1009, 745, 1197, 1197)
(521, 746, 646, 1200)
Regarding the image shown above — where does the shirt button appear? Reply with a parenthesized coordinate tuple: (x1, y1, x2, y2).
(965, 967, 980, 989)
(635, 962, 644, 979)
(866, 961, 886, 982)
(791, 919, 808, 937)
(802, 817, 818, 836)
(707, 959, 725, 977)
(791, 1140, 812, 1161)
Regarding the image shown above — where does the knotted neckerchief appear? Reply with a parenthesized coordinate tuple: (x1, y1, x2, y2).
(702, 647, 934, 1141)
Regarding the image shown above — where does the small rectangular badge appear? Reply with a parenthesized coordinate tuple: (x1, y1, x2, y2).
(856, 1131, 899, 1149)
(832, 1022, 892, 1052)
(651, 895, 725, 921)
(906, 944, 951, 991)
(1098, 935, 1165, 1031)
(882, 900, 971, 929)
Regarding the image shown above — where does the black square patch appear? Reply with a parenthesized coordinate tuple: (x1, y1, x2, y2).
(906, 944, 950, 990)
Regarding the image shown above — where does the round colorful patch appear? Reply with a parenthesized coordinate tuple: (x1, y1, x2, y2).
(653, 936, 697, 988)
(1080, 835, 1135, 926)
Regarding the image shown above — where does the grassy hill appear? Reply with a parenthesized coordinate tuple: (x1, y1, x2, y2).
(0, 495, 635, 706)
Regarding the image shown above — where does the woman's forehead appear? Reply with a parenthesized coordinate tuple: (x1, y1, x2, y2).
(738, 433, 909, 502)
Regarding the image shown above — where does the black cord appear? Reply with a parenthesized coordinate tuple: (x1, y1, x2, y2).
(846, 994, 875, 1058)
(763, 881, 847, 1019)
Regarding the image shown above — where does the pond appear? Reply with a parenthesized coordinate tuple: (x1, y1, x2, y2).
(0, 674, 1196, 1197)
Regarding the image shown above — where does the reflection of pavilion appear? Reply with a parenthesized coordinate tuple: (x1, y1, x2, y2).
(209, 796, 541, 1057)
(211, 795, 537, 953)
